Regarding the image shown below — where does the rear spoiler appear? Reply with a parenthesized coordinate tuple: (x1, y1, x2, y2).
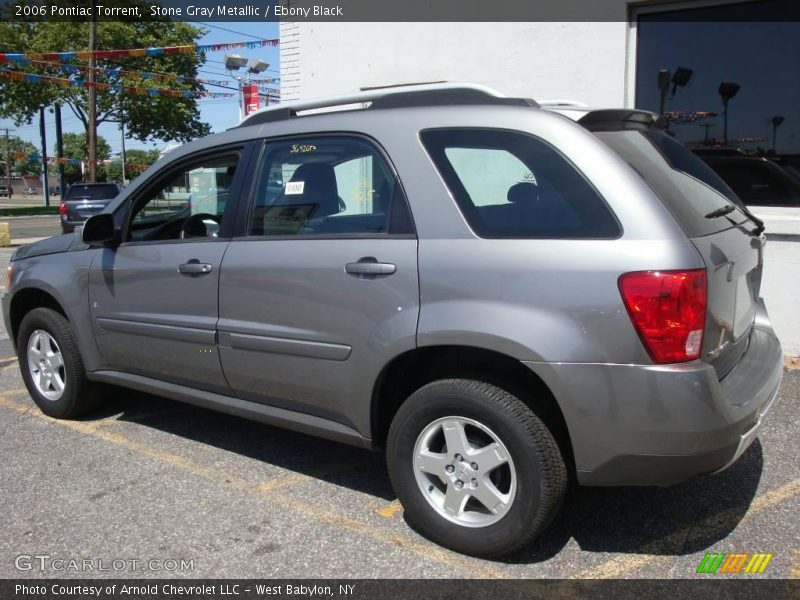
(578, 109, 661, 132)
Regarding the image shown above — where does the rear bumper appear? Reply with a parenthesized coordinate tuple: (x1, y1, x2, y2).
(525, 299, 783, 486)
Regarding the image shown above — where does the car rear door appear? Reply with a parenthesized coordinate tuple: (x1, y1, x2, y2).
(217, 135, 419, 436)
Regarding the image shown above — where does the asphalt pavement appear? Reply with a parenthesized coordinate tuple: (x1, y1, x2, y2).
(3, 215, 62, 242)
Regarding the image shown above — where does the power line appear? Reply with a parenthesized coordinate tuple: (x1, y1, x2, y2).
(193, 22, 269, 41)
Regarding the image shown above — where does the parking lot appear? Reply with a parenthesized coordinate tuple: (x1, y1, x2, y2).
(0, 237, 797, 579)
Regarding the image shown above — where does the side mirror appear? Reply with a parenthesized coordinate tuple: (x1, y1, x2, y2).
(82, 214, 119, 247)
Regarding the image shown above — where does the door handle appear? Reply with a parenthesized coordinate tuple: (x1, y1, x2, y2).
(177, 260, 213, 275)
(345, 257, 397, 278)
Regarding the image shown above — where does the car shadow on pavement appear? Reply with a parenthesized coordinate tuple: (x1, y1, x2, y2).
(86, 388, 396, 501)
(86, 388, 763, 564)
(501, 440, 764, 564)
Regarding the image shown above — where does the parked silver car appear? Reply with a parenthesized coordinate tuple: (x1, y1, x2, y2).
(2, 84, 783, 557)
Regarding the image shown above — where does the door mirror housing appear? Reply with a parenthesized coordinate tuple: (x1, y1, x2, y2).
(82, 213, 119, 247)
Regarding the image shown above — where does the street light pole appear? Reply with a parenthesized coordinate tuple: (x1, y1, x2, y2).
(718, 82, 741, 146)
(658, 69, 670, 116)
(771, 116, 785, 154)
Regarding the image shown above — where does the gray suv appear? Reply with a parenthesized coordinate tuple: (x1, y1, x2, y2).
(2, 84, 782, 557)
(60, 182, 124, 233)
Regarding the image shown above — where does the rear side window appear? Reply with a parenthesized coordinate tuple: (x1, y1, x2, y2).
(249, 136, 413, 237)
(66, 184, 120, 200)
(421, 129, 620, 239)
(594, 129, 749, 237)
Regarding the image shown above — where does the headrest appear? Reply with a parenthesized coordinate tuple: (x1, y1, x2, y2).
(507, 181, 539, 204)
(290, 163, 337, 196)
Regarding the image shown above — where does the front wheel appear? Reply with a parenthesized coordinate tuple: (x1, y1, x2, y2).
(387, 379, 567, 557)
(18, 307, 102, 419)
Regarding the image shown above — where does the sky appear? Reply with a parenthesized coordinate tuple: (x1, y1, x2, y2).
(0, 21, 279, 161)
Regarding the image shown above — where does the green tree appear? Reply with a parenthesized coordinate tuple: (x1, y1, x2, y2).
(60, 132, 111, 183)
(106, 148, 160, 183)
(0, 135, 40, 176)
(0, 14, 211, 153)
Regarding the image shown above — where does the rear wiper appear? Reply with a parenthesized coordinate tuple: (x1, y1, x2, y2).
(705, 205, 736, 219)
(739, 205, 766, 236)
(705, 203, 766, 236)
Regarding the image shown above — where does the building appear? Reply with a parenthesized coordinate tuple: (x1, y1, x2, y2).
(279, 0, 799, 153)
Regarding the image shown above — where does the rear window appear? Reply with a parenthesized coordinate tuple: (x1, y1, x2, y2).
(421, 129, 620, 239)
(66, 184, 120, 201)
(594, 129, 749, 237)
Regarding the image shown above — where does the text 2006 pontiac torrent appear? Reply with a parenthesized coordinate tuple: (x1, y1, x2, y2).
(3, 84, 782, 557)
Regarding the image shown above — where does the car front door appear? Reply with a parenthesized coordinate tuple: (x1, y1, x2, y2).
(88, 145, 252, 394)
(217, 135, 419, 436)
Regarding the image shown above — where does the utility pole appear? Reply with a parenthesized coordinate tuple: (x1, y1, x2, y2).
(120, 118, 127, 184)
(87, 17, 98, 183)
(118, 95, 127, 185)
(39, 107, 50, 207)
(3, 128, 12, 196)
(54, 103, 66, 199)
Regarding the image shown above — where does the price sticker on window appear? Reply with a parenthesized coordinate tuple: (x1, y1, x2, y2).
(285, 181, 305, 195)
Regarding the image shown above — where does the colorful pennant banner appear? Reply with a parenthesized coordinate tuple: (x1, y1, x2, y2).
(0, 69, 237, 99)
(0, 39, 279, 64)
(11, 151, 151, 170)
(15, 59, 274, 93)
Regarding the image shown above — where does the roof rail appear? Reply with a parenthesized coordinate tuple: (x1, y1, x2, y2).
(537, 99, 589, 108)
(236, 82, 539, 128)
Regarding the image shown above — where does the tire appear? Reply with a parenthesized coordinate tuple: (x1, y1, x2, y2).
(387, 378, 567, 557)
(17, 307, 102, 419)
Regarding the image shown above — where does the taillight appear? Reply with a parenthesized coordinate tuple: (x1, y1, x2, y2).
(59, 202, 67, 215)
(618, 269, 707, 364)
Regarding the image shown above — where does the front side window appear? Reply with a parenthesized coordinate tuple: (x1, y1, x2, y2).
(127, 155, 238, 242)
(421, 129, 620, 239)
(249, 137, 411, 236)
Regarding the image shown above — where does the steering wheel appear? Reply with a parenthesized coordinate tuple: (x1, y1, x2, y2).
(180, 213, 220, 239)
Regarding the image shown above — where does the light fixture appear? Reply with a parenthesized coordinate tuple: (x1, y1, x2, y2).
(247, 59, 270, 75)
(671, 67, 693, 95)
(224, 54, 248, 71)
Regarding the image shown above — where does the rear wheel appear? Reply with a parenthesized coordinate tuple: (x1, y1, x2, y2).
(387, 378, 567, 557)
(18, 307, 102, 418)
